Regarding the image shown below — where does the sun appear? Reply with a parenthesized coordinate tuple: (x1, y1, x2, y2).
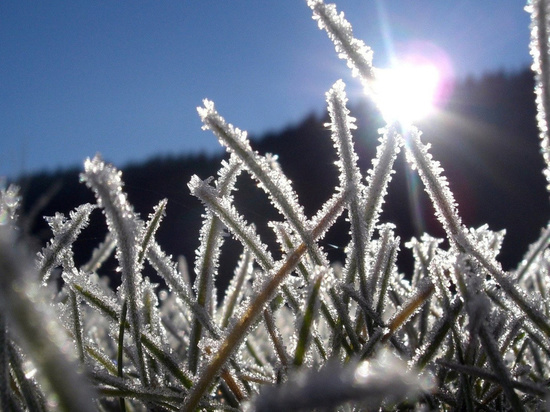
(373, 62, 441, 125)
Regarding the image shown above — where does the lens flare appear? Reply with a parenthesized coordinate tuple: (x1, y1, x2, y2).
(373, 62, 440, 124)
(370, 40, 454, 125)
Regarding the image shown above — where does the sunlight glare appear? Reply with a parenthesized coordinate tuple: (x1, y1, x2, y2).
(374, 63, 440, 125)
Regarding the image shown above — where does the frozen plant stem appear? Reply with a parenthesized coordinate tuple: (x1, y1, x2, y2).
(182, 189, 347, 411)
(189, 157, 241, 374)
(293, 271, 324, 366)
(308, 0, 376, 91)
(326, 81, 367, 288)
(4, 0, 550, 410)
(529, 0, 550, 195)
(198, 100, 327, 268)
(81, 156, 149, 386)
(404, 129, 550, 337)
(182, 242, 310, 411)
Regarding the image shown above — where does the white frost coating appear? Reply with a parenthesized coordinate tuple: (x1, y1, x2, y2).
(403, 127, 466, 247)
(81, 154, 149, 385)
(8, 1, 550, 409)
(363, 126, 401, 241)
(368, 224, 398, 306)
(326, 80, 362, 194)
(326, 81, 370, 290)
(515, 221, 550, 281)
(406, 233, 444, 291)
(55, 274, 85, 362)
(528, 0, 550, 194)
(192, 210, 224, 299)
(427, 251, 455, 305)
(193, 155, 242, 309)
(466, 225, 506, 261)
(189, 174, 275, 272)
(81, 155, 137, 223)
(454, 255, 491, 331)
(404, 129, 550, 338)
(148, 241, 191, 300)
(270, 220, 330, 307)
(197, 99, 252, 152)
(270, 221, 298, 255)
(409, 296, 462, 370)
(386, 276, 434, 329)
(308, 0, 375, 92)
(141, 276, 165, 341)
(38, 203, 96, 282)
(307, 188, 349, 247)
(219, 249, 254, 329)
(147, 241, 221, 339)
(189, 156, 243, 373)
(216, 154, 243, 197)
(81, 155, 144, 286)
(137, 198, 168, 272)
(198, 100, 309, 247)
(63, 267, 121, 323)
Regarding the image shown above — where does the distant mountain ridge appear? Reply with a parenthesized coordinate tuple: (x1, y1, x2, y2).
(16, 67, 548, 290)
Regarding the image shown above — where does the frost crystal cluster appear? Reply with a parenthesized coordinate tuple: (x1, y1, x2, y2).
(1, 1, 550, 411)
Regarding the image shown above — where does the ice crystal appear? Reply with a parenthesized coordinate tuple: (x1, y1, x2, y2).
(38, 203, 96, 282)
(189, 158, 242, 373)
(219, 250, 254, 329)
(4, 1, 550, 410)
(194, 155, 242, 301)
(403, 127, 466, 247)
(515, 221, 550, 281)
(189, 175, 274, 271)
(528, 0, 550, 194)
(308, 0, 375, 91)
(198, 100, 307, 238)
(326, 80, 362, 195)
(81, 155, 150, 385)
(363, 126, 401, 241)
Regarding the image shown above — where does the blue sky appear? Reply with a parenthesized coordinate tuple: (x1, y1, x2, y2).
(0, 1, 531, 178)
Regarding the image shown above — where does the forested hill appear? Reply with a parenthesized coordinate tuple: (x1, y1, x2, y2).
(15, 68, 549, 290)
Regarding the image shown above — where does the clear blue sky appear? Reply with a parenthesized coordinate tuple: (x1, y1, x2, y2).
(0, 1, 531, 178)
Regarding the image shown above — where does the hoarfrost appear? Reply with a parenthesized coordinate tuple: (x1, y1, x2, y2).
(198, 100, 308, 244)
(363, 126, 401, 241)
(38, 203, 96, 282)
(528, 0, 550, 194)
(219, 250, 254, 329)
(403, 127, 466, 247)
(189, 175, 274, 272)
(308, 0, 375, 92)
(6, 0, 550, 410)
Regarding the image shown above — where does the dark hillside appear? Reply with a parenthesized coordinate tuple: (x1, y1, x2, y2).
(16, 68, 549, 291)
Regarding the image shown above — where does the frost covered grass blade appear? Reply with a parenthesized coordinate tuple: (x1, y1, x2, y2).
(3, 0, 550, 410)
(81, 155, 150, 386)
(528, 0, 550, 195)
